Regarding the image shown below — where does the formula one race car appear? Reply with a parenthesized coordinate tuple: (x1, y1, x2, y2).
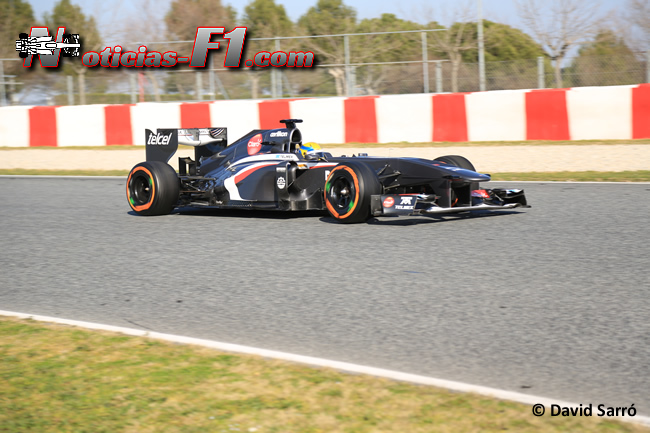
(15, 32, 80, 58)
(126, 119, 529, 223)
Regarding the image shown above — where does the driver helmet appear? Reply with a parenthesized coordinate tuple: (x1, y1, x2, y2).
(298, 142, 322, 158)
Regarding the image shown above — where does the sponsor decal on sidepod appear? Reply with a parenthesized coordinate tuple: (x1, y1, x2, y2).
(247, 133, 263, 155)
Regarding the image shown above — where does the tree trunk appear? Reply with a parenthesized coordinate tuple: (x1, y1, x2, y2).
(248, 71, 260, 99)
(451, 57, 461, 93)
(328, 68, 345, 96)
(146, 71, 161, 102)
(362, 66, 385, 95)
(554, 57, 563, 88)
(77, 69, 86, 105)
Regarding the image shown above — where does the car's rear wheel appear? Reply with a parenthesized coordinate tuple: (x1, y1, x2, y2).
(324, 162, 381, 223)
(435, 155, 476, 171)
(126, 161, 179, 216)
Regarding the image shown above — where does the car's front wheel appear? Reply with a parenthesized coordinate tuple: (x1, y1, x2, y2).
(435, 154, 476, 171)
(324, 162, 381, 223)
(126, 161, 179, 216)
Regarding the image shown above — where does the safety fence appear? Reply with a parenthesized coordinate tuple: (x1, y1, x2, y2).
(1, 28, 649, 106)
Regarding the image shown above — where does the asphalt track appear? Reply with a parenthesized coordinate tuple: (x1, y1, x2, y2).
(1, 177, 649, 415)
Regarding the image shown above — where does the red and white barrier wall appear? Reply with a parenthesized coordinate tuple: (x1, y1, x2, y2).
(2, 84, 650, 147)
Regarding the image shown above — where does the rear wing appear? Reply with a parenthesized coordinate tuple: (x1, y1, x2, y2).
(145, 127, 227, 164)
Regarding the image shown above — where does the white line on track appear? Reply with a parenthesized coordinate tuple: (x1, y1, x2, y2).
(1, 310, 648, 427)
(0, 175, 126, 179)
(1, 175, 649, 185)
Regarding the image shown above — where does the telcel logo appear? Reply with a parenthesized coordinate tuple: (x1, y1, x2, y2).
(147, 132, 173, 145)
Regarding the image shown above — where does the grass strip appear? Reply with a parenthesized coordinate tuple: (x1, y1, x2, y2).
(2, 169, 650, 182)
(1, 317, 647, 433)
(0, 169, 130, 176)
(0, 145, 145, 151)
(491, 171, 650, 182)
(323, 139, 650, 148)
(1, 139, 650, 151)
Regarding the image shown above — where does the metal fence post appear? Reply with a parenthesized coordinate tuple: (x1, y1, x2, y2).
(344, 34, 352, 96)
(477, 0, 486, 91)
(195, 71, 203, 101)
(436, 61, 443, 93)
(209, 55, 216, 100)
(67, 75, 74, 105)
(271, 68, 277, 98)
(537, 56, 545, 89)
(0, 60, 6, 106)
(283, 73, 295, 97)
(130, 73, 137, 104)
(214, 70, 229, 99)
(421, 32, 429, 94)
(275, 38, 282, 97)
(9, 75, 15, 105)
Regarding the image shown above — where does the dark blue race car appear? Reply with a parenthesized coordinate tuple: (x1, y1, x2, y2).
(127, 119, 529, 223)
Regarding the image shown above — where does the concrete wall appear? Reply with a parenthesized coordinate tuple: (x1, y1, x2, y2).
(2, 84, 650, 147)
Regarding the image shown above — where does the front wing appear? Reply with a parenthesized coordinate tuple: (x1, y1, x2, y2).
(372, 188, 529, 217)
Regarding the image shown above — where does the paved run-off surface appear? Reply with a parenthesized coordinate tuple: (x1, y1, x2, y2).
(1, 177, 649, 415)
(0, 144, 649, 172)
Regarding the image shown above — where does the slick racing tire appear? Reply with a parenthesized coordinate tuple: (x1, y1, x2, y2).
(126, 161, 180, 216)
(324, 162, 381, 223)
(435, 155, 476, 171)
(435, 155, 477, 207)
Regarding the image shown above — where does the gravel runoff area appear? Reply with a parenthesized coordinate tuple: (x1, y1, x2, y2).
(0, 144, 648, 172)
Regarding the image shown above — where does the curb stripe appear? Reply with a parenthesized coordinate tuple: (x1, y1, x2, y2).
(344, 96, 378, 143)
(525, 89, 570, 140)
(180, 102, 211, 129)
(4, 85, 649, 147)
(29, 106, 57, 147)
(105, 104, 133, 146)
(432, 93, 468, 142)
(0, 309, 647, 426)
(258, 100, 292, 129)
(632, 84, 650, 139)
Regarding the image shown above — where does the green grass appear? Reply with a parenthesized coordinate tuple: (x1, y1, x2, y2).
(1, 168, 649, 182)
(1, 139, 650, 151)
(0, 145, 144, 150)
(322, 139, 650, 148)
(0, 168, 130, 176)
(490, 170, 650, 182)
(1, 317, 647, 433)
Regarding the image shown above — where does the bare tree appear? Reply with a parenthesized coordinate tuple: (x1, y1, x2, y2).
(297, 0, 357, 96)
(118, 0, 167, 101)
(243, 0, 294, 98)
(515, 0, 601, 87)
(623, 0, 650, 50)
(417, 2, 476, 93)
(430, 22, 475, 93)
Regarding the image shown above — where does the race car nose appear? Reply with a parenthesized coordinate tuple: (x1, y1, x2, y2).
(437, 165, 491, 182)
